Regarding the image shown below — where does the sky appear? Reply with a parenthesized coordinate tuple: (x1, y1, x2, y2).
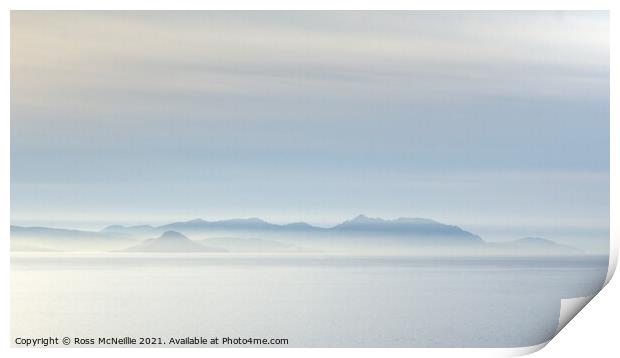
(10, 11, 609, 252)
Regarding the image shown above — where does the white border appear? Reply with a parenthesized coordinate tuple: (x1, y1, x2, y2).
(2, 1, 617, 357)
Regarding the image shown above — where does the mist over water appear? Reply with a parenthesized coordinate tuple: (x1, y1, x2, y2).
(11, 253, 608, 347)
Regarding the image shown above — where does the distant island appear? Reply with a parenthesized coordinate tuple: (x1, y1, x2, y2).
(10, 215, 583, 255)
(122, 231, 228, 253)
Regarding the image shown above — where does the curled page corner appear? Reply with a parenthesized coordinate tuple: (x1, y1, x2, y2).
(604, 234, 618, 286)
(503, 341, 550, 357)
(555, 295, 594, 336)
(548, 234, 620, 348)
(548, 243, 619, 347)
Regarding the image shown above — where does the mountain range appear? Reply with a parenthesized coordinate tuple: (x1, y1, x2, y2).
(101, 214, 482, 240)
(10, 215, 583, 255)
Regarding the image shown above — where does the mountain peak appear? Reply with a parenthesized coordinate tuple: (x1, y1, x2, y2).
(159, 231, 188, 240)
(218, 217, 262, 222)
(346, 215, 437, 225)
(349, 214, 385, 223)
(187, 218, 207, 224)
(122, 230, 226, 252)
(245, 217, 267, 223)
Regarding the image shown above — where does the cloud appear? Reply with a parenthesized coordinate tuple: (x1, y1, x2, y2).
(10, 11, 610, 249)
(11, 11, 608, 113)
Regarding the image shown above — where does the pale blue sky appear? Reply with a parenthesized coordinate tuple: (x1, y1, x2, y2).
(10, 11, 609, 252)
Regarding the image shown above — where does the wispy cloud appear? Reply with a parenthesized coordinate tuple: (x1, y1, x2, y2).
(10, 11, 609, 251)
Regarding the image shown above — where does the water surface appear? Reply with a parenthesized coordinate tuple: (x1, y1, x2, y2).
(11, 253, 608, 347)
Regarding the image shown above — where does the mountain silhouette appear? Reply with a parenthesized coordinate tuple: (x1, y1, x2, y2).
(487, 237, 584, 255)
(111, 214, 480, 243)
(102, 224, 156, 236)
(122, 231, 227, 252)
(331, 214, 481, 241)
(11, 216, 585, 255)
(159, 217, 282, 232)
